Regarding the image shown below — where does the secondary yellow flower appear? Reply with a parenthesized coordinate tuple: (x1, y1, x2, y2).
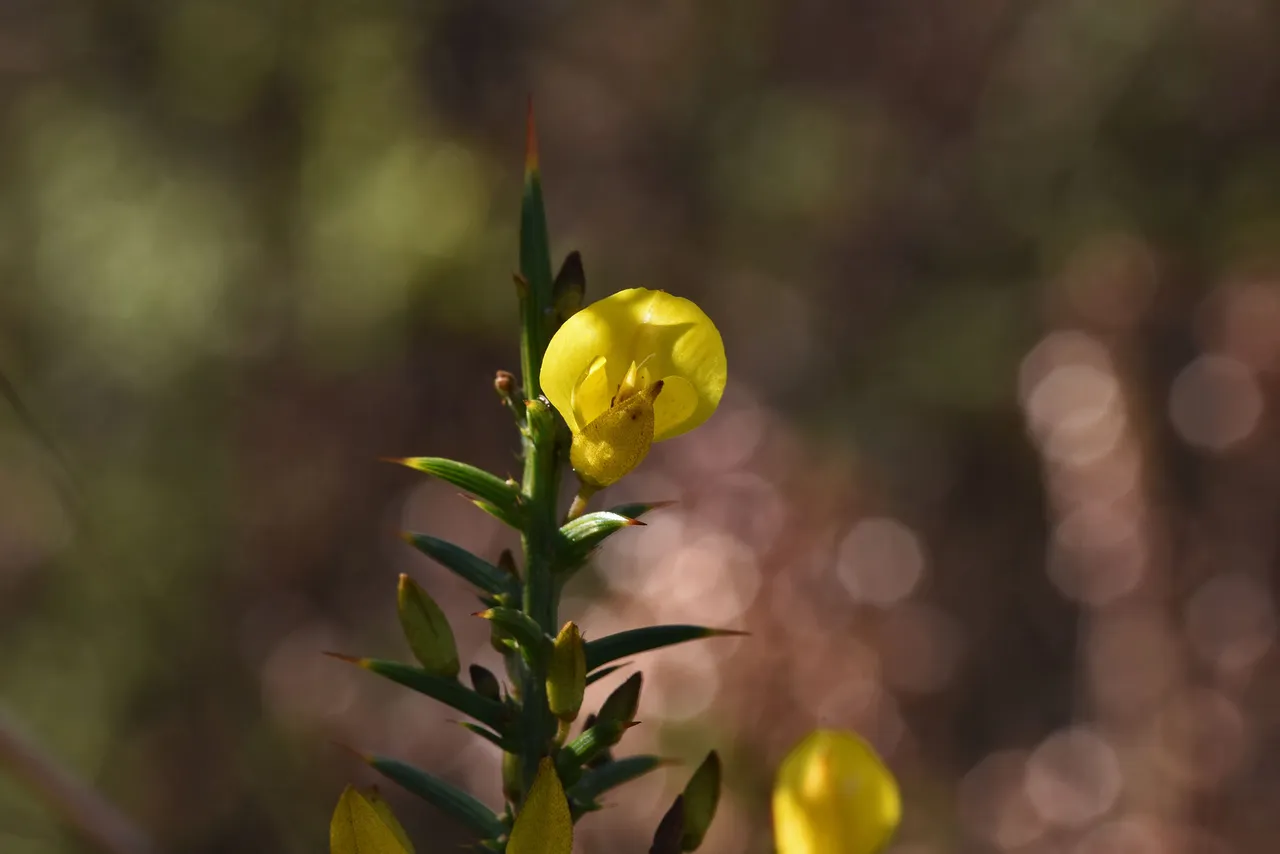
(541, 287, 726, 489)
(773, 730, 901, 854)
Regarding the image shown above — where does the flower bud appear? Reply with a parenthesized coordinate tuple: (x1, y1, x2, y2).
(596, 672, 642, 727)
(495, 370, 517, 397)
(502, 750, 523, 807)
(772, 730, 901, 854)
(331, 785, 413, 854)
(508, 758, 572, 854)
(469, 664, 502, 703)
(497, 549, 520, 579)
(680, 751, 721, 851)
(650, 795, 685, 854)
(546, 622, 586, 722)
(396, 574, 459, 679)
(495, 370, 525, 424)
(552, 250, 586, 325)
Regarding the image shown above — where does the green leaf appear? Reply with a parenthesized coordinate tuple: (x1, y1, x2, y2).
(459, 722, 518, 752)
(330, 785, 413, 854)
(679, 752, 721, 851)
(469, 664, 503, 702)
(397, 575, 460, 678)
(552, 250, 585, 326)
(366, 755, 506, 840)
(585, 626, 746, 672)
(393, 457, 526, 530)
(556, 720, 635, 780)
(471, 497, 527, 531)
(585, 662, 629, 687)
(333, 655, 507, 731)
(575, 713, 612, 770)
(518, 101, 555, 399)
(508, 758, 572, 854)
(556, 512, 644, 566)
(402, 532, 517, 598)
(650, 796, 685, 854)
(497, 549, 521, 580)
(476, 607, 549, 662)
(607, 500, 676, 521)
(567, 755, 667, 805)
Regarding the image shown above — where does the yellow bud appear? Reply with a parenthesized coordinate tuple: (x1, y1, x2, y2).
(330, 785, 414, 854)
(772, 730, 901, 854)
(502, 751, 523, 807)
(508, 758, 573, 854)
(546, 622, 586, 722)
(569, 381, 663, 488)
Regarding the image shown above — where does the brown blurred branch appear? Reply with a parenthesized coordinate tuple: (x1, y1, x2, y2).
(0, 705, 157, 854)
(0, 366, 84, 528)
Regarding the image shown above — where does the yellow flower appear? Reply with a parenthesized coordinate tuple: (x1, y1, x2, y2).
(773, 730, 901, 854)
(541, 288, 726, 488)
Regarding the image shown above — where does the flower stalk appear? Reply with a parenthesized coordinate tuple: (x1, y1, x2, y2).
(564, 485, 596, 523)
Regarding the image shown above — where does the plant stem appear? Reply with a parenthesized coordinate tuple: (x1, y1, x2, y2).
(520, 407, 559, 634)
(515, 128, 563, 803)
(515, 400, 561, 795)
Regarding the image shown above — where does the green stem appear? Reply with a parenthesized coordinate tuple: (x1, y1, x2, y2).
(521, 407, 559, 633)
(515, 401, 562, 801)
(515, 282, 562, 800)
(509, 112, 564, 818)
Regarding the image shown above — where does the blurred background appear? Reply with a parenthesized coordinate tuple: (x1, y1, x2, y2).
(2, 0, 1279, 852)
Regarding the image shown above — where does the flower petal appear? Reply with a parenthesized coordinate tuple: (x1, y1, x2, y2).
(619, 290, 726, 440)
(653, 375, 698, 441)
(571, 355, 612, 430)
(542, 290, 647, 433)
(570, 383, 659, 488)
(542, 288, 726, 440)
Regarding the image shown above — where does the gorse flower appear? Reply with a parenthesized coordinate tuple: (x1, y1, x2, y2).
(333, 113, 819, 854)
(773, 730, 902, 854)
(541, 287, 727, 489)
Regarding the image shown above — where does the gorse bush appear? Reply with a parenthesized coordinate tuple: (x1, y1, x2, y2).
(327, 106, 901, 854)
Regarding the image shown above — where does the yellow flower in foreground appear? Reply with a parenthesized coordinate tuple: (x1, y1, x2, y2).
(541, 288, 726, 489)
(773, 730, 901, 854)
